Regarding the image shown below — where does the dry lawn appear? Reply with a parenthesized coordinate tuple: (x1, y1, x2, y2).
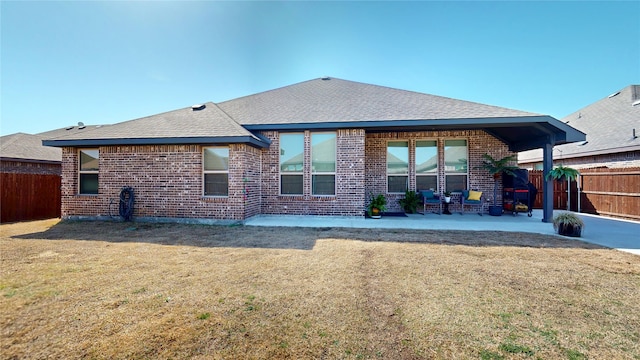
(1, 219, 639, 360)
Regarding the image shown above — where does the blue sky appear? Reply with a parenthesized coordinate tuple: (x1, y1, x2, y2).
(1, 1, 638, 136)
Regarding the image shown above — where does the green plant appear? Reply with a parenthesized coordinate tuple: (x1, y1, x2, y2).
(367, 193, 387, 216)
(398, 190, 420, 213)
(553, 213, 584, 230)
(476, 154, 519, 208)
(553, 212, 584, 237)
(444, 191, 452, 197)
(546, 165, 579, 182)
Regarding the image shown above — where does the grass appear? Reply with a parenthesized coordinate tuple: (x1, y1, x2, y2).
(1, 219, 639, 359)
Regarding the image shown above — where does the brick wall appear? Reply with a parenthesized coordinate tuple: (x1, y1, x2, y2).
(61, 144, 259, 221)
(60, 129, 511, 220)
(1, 160, 61, 175)
(259, 129, 366, 216)
(365, 130, 513, 213)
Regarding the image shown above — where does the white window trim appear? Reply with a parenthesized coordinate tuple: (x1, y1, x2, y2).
(443, 138, 469, 191)
(415, 138, 439, 192)
(202, 146, 229, 197)
(311, 131, 337, 196)
(386, 140, 409, 194)
(78, 148, 99, 195)
(279, 132, 304, 196)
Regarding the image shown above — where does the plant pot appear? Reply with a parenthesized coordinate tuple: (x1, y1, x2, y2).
(557, 223, 582, 237)
(488, 205, 503, 216)
(371, 208, 381, 219)
(444, 197, 451, 203)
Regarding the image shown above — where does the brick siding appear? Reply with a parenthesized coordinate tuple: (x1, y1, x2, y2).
(258, 129, 366, 216)
(61, 144, 260, 221)
(1, 160, 61, 175)
(366, 130, 513, 213)
(60, 129, 512, 220)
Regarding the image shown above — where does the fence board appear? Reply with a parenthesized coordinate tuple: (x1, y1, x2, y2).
(1, 173, 61, 223)
(528, 168, 640, 220)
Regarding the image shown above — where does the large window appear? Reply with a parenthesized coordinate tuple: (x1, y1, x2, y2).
(444, 139, 468, 192)
(78, 149, 99, 194)
(203, 147, 229, 196)
(387, 141, 408, 193)
(311, 132, 336, 195)
(415, 140, 438, 191)
(280, 133, 304, 195)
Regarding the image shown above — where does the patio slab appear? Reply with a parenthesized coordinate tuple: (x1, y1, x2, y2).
(244, 210, 640, 255)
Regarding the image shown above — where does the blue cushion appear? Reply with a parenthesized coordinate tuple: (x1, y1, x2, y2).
(421, 190, 434, 199)
(462, 190, 469, 199)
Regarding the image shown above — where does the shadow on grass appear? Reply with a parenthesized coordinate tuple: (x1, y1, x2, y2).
(8, 219, 611, 251)
(12, 221, 606, 250)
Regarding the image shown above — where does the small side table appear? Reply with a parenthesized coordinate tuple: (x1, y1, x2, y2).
(443, 200, 452, 215)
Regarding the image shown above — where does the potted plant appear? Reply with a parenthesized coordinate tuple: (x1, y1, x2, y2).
(398, 190, 420, 214)
(367, 193, 387, 219)
(443, 191, 452, 203)
(546, 165, 579, 182)
(553, 212, 584, 237)
(477, 154, 519, 216)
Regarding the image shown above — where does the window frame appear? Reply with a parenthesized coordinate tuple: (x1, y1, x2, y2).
(415, 139, 439, 192)
(202, 146, 229, 197)
(386, 140, 409, 194)
(279, 132, 305, 196)
(443, 138, 469, 192)
(78, 148, 99, 195)
(310, 131, 336, 196)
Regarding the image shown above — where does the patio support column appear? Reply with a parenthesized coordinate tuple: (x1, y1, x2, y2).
(542, 136, 554, 223)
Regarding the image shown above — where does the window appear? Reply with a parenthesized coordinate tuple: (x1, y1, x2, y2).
(203, 147, 229, 196)
(444, 139, 468, 192)
(415, 140, 438, 191)
(78, 149, 99, 194)
(311, 132, 336, 195)
(280, 133, 304, 195)
(387, 141, 408, 193)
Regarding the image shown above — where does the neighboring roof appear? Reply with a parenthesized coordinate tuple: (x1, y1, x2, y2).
(519, 85, 640, 163)
(44, 102, 270, 148)
(43, 77, 585, 151)
(1, 133, 61, 163)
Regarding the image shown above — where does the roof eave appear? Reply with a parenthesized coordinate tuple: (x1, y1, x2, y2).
(43, 136, 271, 149)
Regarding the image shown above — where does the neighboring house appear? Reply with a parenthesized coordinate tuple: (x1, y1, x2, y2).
(43, 77, 584, 223)
(518, 85, 639, 219)
(519, 85, 640, 170)
(0, 126, 101, 222)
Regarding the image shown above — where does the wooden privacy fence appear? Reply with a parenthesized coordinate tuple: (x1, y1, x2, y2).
(528, 168, 640, 220)
(1, 173, 61, 223)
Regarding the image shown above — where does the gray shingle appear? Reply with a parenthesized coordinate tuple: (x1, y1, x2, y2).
(218, 77, 539, 125)
(519, 85, 640, 162)
(1, 133, 61, 162)
(48, 102, 257, 141)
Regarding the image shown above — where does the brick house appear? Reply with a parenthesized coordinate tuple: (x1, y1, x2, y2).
(43, 77, 584, 223)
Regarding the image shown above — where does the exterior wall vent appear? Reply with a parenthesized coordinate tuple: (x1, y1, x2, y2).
(192, 104, 206, 111)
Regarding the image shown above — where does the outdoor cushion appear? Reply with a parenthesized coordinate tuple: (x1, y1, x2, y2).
(467, 190, 482, 201)
(421, 190, 435, 199)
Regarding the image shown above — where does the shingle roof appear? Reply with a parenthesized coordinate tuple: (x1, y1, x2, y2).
(42, 77, 583, 151)
(218, 77, 539, 126)
(519, 85, 640, 163)
(44, 102, 269, 147)
(1, 133, 61, 163)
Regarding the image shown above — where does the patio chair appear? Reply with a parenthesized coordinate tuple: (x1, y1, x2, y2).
(420, 190, 442, 215)
(461, 190, 484, 216)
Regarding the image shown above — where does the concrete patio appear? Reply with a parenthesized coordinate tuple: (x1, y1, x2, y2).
(245, 210, 640, 255)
